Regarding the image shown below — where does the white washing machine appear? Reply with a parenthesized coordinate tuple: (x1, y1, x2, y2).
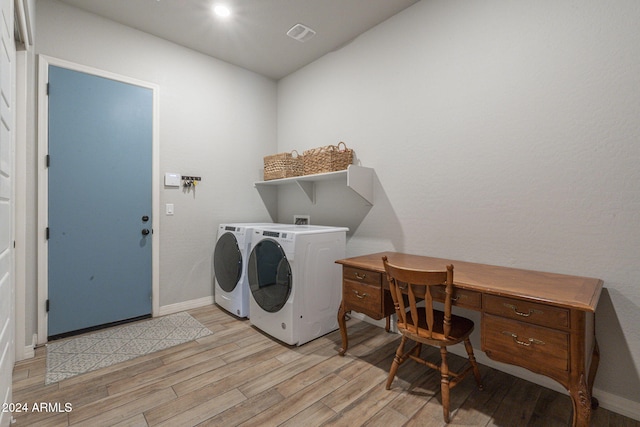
(213, 223, 286, 318)
(247, 225, 348, 345)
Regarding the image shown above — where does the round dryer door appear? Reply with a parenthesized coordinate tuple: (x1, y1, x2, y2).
(213, 232, 242, 292)
(248, 239, 291, 313)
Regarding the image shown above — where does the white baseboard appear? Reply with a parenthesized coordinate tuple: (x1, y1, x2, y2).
(157, 296, 214, 317)
(593, 388, 640, 421)
(22, 345, 34, 360)
(17, 333, 38, 361)
(348, 311, 386, 328)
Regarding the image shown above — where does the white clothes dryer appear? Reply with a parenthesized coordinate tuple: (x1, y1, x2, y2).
(213, 223, 286, 318)
(247, 225, 348, 345)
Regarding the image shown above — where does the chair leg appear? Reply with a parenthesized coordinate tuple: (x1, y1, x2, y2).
(386, 335, 407, 390)
(440, 346, 451, 423)
(413, 343, 422, 358)
(463, 338, 483, 390)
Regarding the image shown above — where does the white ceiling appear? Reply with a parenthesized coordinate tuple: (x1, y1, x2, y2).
(57, 0, 420, 80)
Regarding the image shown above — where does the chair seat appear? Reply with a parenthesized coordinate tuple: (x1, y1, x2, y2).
(399, 308, 475, 344)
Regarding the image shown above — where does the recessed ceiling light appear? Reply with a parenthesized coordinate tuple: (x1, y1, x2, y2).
(213, 4, 231, 18)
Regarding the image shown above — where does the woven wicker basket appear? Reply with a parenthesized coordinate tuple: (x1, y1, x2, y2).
(303, 142, 353, 175)
(263, 150, 304, 181)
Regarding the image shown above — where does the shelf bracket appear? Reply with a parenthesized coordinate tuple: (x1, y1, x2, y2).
(255, 184, 278, 221)
(295, 180, 315, 204)
(346, 165, 374, 205)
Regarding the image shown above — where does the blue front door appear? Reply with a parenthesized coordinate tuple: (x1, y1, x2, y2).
(47, 65, 153, 337)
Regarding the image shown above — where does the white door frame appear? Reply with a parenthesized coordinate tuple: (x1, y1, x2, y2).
(37, 55, 160, 344)
(14, 51, 27, 360)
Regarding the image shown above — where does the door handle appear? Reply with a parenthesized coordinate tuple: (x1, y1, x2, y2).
(141, 229, 150, 236)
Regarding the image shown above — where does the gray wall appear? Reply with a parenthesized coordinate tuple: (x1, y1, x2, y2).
(277, 0, 640, 414)
(23, 0, 640, 418)
(27, 0, 275, 326)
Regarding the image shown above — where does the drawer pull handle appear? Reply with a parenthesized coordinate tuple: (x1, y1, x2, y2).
(502, 331, 545, 347)
(503, 303, 542, 317)
(353, 290, 368, 299)
(354, 272, 367, 280)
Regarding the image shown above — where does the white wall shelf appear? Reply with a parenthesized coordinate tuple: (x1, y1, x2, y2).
(254, 165, 374, 221)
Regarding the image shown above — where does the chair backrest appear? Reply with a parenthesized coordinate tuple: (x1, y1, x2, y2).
(382, 256, 454, 340)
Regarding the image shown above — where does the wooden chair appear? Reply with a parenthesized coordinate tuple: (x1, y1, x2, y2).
(382, 256, 483, 423)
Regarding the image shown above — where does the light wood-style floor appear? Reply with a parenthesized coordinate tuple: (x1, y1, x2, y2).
(12, 305, 639, 426)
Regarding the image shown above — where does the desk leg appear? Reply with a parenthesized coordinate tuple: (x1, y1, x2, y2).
(569, 374, 592, 427)
(568, 339, 600, 427)
(337, 300, 349, 356)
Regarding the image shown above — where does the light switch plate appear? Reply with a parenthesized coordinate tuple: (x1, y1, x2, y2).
(166, 204, 174, 215)
(164, 173, 181, 187)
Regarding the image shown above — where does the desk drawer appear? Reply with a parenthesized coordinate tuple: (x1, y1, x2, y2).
(343, 279, 383, 318)
(484, 295, 569, 329)
(343, 267, 382, 287)
(483, 314, 569, 374)
(431, 286, 482, 309)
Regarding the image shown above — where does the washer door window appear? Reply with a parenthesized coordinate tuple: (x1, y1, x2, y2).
(214, 232, 242, 292)
(248, 239, 292, 313)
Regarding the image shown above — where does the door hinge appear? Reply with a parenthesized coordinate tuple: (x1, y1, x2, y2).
(46, 299, 50, 312)
(46, 227, 49, 240)
(46, 82, 50, 95)
(46, 154, 50, 167)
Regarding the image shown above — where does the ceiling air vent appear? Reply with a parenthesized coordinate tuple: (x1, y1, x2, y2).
(286, 23, 316, 43)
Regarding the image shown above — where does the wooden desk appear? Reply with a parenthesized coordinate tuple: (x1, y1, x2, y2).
(336, 252, 603, 427)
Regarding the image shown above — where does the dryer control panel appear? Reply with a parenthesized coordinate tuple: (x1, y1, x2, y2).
(254, 230, 296, 259)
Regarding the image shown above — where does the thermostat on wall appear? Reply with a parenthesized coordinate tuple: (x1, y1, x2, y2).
(164, 173, 181, 187)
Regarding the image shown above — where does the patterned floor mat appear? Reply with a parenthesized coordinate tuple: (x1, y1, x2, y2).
(45, 312, 212, 384)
